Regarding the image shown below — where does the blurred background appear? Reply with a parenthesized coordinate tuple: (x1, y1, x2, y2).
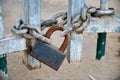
(1, 0, 120, 80)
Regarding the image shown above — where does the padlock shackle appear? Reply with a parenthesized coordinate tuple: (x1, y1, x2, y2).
(45, 25, 70, 53)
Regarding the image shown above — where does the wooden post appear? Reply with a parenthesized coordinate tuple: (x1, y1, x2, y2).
(100, 0, 109, 10)
(22, 0, 41, 69)
(0, 1, 8, 80)
(67, 0, 85, 62)
(96, 0, 108, 60)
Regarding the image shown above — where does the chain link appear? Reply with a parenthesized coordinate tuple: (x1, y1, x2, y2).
(11, 19, 51, 43)
(52, 12, 67, 26)
(61, 3, 96, 37)
(12, 3, 96, 41)
(41, 19, 57, 30)
(40, 12, 67, 30)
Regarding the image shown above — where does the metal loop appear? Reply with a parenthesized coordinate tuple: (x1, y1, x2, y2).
(12, 18, 51, 43)
(20, 24, 41, 33)
(52, 12, 67, 26)
(41, 19, 58, 30)
(75, 14, 91, 33)
(52, 12, 67, 19)
(22, 34, 35, 39)
(11, 26, 28, 35)
(32, 31, 51, 43)
(45, 25, 70, 53)
(61, 3, 95, 36)
(15, 19, 24, 29)
(61, 21, 82, 37)
(92, 8, 114, 17)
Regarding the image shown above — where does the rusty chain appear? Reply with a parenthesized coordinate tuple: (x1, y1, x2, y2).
(61, 3, 96, 36)
(51, 12, 67, 26)
(11, 11, 67, 43)
(12, 3, 96, 42)
(41, 12, 67, 30)
(11, 19, 51, 43)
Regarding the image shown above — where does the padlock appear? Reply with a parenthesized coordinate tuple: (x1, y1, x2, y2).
(30, 25, 70, 70)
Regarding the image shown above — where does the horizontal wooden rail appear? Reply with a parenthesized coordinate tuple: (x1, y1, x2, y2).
(85, 16, 120, 33)
(0, 16, 119, 55)
(0, 36, 27, 55)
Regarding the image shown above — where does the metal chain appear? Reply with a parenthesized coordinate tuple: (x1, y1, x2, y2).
(12, 3, 96, 41)
(41, 19, 57, 30)
(11, 19, 51, 43)
(40, 12, 67, 30)
(51, 12, 67, 26)
(61, 3, 96, 36)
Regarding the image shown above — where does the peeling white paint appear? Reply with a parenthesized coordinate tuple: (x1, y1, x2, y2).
(0, 36, 27, 55)
(85, 16, 120, 33)
(68, 0, 84, 62)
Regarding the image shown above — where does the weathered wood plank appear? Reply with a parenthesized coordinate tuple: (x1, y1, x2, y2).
(0, 2, 4, 39)
(0, 1, 8, 80)
(22, 0, 41, 69)
(85, 16, 120, 33)
(85, 0, 120, 33)
(100, 0, 109, 10)
(0, 36, 27, 55)
(96, 0, 108, 60)
(67, 0, 85, 62)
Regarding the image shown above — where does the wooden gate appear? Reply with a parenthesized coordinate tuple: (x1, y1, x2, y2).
(0, 0, 120, 80)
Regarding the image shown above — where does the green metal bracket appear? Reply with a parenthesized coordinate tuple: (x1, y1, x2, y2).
(0, 55, 7, 74)
(96, 33, 106, 60)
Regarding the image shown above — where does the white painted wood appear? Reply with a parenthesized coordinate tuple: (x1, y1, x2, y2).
(68, 0, 85, 62)
(0, 1, 4, 39)
(84, 16, 120, 33)
(22, 0, 41, 69)
(0, 1, 8, 80)
(100, 0, 109, 10)
(0, 36, 27, 55)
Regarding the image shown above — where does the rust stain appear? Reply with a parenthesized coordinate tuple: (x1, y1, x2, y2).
(45, 25, 70, 53)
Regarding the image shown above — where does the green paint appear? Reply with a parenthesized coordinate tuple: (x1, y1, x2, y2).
(96, 33, 106, 60)
(0, 55, 7, 74)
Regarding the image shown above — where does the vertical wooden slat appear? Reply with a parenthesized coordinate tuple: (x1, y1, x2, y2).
(96, 0, 108, 60)
(22, 0, 41, 69)
(0, 3, 4, 38)
(100, 0, 109, 10)
(67, 0, 85, 62)
(0, 1, 8, 80)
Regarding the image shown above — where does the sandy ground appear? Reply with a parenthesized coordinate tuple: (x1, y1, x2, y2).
(1, 0, 120, 80)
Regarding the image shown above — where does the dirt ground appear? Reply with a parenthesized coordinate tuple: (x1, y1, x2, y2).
(1, 0, 120, 80)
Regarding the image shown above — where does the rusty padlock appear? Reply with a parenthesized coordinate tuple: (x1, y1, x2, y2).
(31, 25, 70, 70)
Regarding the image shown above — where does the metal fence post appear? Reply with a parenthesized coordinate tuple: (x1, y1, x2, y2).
(96, 33, 106, 60)
(96, 0, 109, 60)
(67, 0, 85, 62)
(22, 0, 41, 69)
(0, 1, 8, 80)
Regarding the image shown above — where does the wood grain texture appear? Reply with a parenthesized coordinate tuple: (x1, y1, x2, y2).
(0, 36, 27, 55)
(0, 1, 4, 39)
(67, 0, 85, 62)
(22, 0, 41, 69)
(0, 1, 8, 80)
(84, 16, 120, 33)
